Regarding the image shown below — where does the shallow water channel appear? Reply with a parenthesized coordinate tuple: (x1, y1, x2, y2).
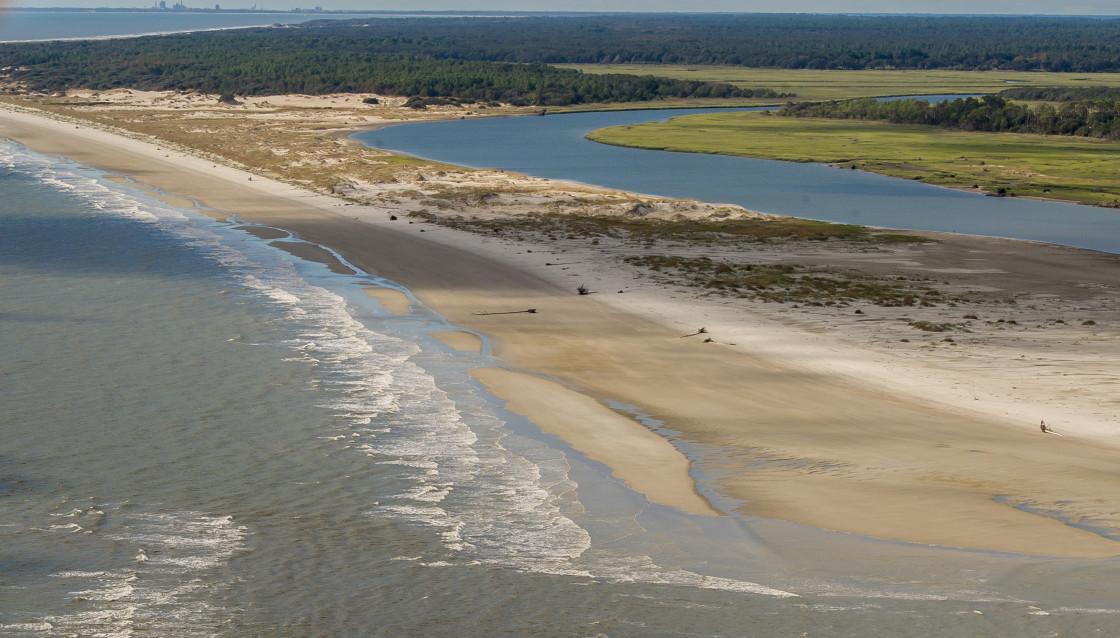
(354, 106, 1120, 255)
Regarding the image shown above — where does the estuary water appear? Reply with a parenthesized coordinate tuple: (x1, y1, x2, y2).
(4, 135, 1120, 635)
(355, 108, 1120, 255)
(0, 10, 385, 43)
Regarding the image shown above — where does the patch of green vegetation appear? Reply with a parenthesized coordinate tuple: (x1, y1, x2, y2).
(1001, 86, 1120, 102)
(780, 95, 1120, 139)
(909, 320, 965, 332)
(872, 233, 936, 244)
(624, 255, 945, 306)
(587, 111, 1120, 207)
(403, 96, 466, 109)
(418, 211, 934, 245)
(418, 185, 520, 204)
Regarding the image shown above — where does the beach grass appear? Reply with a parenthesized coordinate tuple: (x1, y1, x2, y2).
(414, 210, 934, 245)
(417, 211, 956, 307)
(16, 99, 458, 192)
(559, 65, 1120, 102)
(587, 111, 1120, 206)
(624, 254, 953, 307)
(122, 113, 441, 189)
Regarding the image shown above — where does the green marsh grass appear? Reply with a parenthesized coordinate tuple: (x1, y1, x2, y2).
(560, 66, 1120, 102)
(587, 111, 1120, 206)
(419, 212, 934, 245)
(625, 255, 947, 306)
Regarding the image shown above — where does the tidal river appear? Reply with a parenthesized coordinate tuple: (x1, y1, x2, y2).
(355, 107, 1120, 255)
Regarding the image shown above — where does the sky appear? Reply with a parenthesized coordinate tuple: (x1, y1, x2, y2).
(5, 0, 1120, 13)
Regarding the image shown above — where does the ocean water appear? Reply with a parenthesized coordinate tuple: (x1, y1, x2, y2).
(3, 141, 1120, 636)
(0, 10, 514, 44)
(0, 10, 381, 43)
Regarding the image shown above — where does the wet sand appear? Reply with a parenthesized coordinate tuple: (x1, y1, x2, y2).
(362, 286, 412, 315)
(470, 367, 719, 516)
(431, 330, 484, 353)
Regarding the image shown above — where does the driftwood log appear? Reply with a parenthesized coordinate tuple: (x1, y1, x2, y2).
(473, 309, 538, 316)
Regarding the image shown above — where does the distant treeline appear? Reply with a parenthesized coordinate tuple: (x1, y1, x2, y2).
(778, 95, 1120, 139)
(7, 14, 1120, 103)
(287, 14, 1120, 72)
(0, 31, 780, 105)
(998, 85, 1120, 101)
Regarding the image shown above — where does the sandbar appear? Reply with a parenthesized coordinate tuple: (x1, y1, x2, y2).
(270, 240, 356, 275)
(362, 286, 412, 314)
(431, 330, 483, 353)
(471, 367, 718, 516)
(236, 225, 290, 240)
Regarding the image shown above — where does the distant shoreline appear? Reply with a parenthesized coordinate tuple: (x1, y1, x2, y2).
(0, 7, 573, 15)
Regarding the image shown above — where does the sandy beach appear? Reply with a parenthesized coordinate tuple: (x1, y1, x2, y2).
(4, 98, 1120, 558)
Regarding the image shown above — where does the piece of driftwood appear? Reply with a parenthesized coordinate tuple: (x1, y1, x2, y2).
(473, 308, 538, 316)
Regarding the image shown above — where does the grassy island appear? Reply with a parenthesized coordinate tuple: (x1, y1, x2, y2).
(587, 110, 1120, 207)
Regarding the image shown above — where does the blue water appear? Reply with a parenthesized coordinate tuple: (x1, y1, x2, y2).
(0, 10, 382, 43)
(5, 137, 1120, 635)
(355, 108, 1120, 254)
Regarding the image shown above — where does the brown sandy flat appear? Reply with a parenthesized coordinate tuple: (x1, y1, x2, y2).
(471, 367, 719, 516)
(431, 330, 484, 353)
(362, 286, 412, 314)
(270, 241, 356, 275)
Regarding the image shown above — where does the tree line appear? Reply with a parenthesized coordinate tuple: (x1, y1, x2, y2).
(6, 14, 1120, 103)
(998, 86, 1120, 102)
(0, 30, 783, 105)
(778, 95, 1120, 139)
(291, 14, 1120, 71)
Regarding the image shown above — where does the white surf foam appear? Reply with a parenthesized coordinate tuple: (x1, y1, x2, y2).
(3, 506, 249, 637)
(1, 139, 802, 601)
